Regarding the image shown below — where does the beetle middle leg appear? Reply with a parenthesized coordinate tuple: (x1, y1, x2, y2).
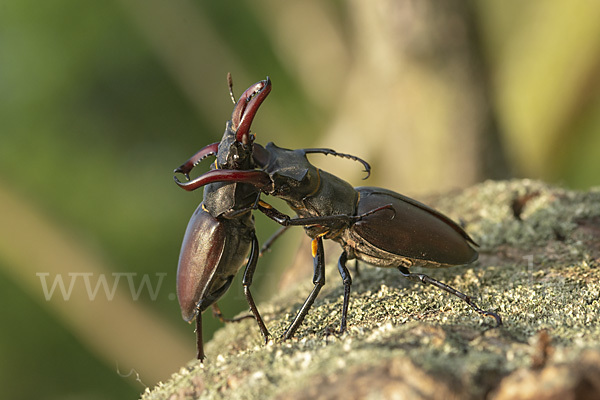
(337, 251, 352, 334)
(282, 235, 326, 340)
(241, 232, 271, 343)
(397, 266, 502, 326)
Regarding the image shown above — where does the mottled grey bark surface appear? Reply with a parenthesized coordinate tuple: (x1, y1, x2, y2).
(142, 180, 600, 400)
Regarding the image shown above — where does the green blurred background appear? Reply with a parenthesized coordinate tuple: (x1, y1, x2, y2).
(1, 1, 599, 398)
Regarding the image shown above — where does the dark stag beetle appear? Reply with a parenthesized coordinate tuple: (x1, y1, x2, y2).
(175, 77, 502, 360)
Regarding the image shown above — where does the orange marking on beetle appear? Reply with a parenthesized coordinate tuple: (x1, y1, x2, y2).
(311, 239, 319, 258)
(258, 200, 272, 209)
(311, 233, 327, 257)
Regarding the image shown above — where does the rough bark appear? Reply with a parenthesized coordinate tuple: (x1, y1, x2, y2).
(142, 179, 600, 400)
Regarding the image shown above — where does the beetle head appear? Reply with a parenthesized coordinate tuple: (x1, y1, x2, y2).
(262, 143, 320, 201)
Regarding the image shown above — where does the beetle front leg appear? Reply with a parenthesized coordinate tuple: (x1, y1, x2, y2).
(283, 235, 326, 340)
(257, 201, 393, 229)
(257, 201, 354, 227)
(397, 266, 502, 326)
(241, 231, 271, 343)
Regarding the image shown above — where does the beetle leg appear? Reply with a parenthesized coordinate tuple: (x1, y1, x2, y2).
(241, 231, 271, 343)
(257, 201, 355, 228)
(259, 225, 291, 257)
(283, 235, 326, 340)
(174, 142, 219, 180)
(337, 251, 352, 334)
(195, 314, 205, 361)
(257, 201, 394, 228)
(211, 303, 254, 323)
(397, 266, 502, 326)
(228, 197, 293, 257)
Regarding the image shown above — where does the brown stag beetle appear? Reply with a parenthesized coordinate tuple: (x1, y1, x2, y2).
(173, 76, 273, 360)
(254, 143, 502, 338)
(175, 77, 501, 359)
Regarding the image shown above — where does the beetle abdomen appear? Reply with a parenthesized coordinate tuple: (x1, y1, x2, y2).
(176, 204, 253, 322)
(177, 205, 226, 321)
(351, 187, 478, 266)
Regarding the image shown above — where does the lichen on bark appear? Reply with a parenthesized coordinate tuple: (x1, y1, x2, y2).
(142, 180, 600, 400)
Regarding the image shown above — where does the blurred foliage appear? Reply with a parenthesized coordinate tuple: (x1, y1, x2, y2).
(0, 0, 598, 398)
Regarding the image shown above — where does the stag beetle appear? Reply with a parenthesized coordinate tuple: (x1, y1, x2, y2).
(256, 144, 502, 337)
(174, 77, 272, 360)
(175, 77, 501, 359)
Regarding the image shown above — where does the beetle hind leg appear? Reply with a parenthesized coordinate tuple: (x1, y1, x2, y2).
(397, 266, 502, 326)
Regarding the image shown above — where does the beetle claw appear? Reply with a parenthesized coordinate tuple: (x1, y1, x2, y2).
(487, 311, 503, 327)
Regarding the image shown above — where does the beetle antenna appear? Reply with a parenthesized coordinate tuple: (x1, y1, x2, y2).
(397, 266, 502, 326)
(227, 72, 236, 104)
(303, 148, 371, 180)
